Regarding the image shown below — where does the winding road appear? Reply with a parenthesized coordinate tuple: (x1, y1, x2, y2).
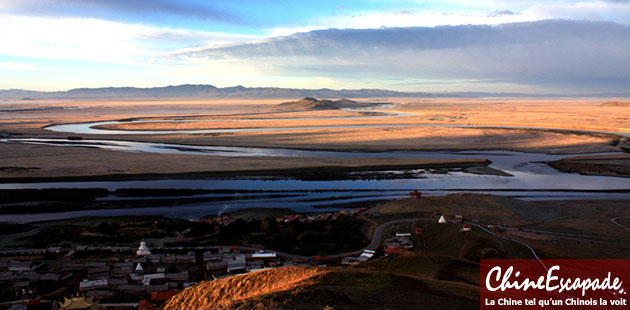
(611, 217, 630, 230)
(250, 217, 544, 262)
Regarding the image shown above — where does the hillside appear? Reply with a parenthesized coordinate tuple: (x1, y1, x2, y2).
(277, 97, 376, 110)
(162, 266, 477, 310)
(161, 214, 533, 310)
(600, 101, 630, 107)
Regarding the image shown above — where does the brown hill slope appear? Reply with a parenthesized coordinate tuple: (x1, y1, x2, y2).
(278, 97, 339, 110)
(600, 101, 630, 107)
(163, 266, 477, 310)
(278, 97, 375, 110)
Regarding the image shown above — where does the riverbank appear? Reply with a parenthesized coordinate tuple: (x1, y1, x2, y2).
(0, 143, 492, 182)
(549, 153, 630, 178)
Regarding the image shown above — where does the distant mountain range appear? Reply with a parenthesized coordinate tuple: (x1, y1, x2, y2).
(1, 84, 629, 100)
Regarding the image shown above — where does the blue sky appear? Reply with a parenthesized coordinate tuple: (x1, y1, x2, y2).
(1, 0, 630, 93)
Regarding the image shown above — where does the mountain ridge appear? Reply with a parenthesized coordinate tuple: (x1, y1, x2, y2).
(0, 84, 439, 100)
(3, 84, 629, 100)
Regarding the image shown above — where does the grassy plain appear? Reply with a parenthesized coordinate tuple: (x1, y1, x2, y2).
(1, 98, 629, 180)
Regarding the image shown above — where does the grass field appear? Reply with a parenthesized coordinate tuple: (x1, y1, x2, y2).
(1, 98, 628, 179)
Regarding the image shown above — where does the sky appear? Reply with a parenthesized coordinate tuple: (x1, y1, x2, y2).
(1, 0, 629, 94)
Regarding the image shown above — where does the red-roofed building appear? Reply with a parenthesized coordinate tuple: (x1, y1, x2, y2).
(410, 190, 421, 199)
(317, 214, 330, 221)
(151, 291, 180, 302)
(384, 247, 405, 255)
(138, 300, 155, 310)
(286, 215, 301, 222)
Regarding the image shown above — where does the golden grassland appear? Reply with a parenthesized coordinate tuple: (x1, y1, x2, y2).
(93, 99, 630, 134)
(2, 98, 628, 149)
(1, 98, 628, 179)
(163, 265, 479, 310)
(163, 267, 328, 310)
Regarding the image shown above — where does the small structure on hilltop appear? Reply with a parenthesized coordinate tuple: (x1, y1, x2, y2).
(410, 190, 422, 199)
(438, 215, 447, 224)
(455, 215, 464, 223)
(460, 224, 472, 232)
(136, 240, 151, 256)
(59, 296, 98, 310)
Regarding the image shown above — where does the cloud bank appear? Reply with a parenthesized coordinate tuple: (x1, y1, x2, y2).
(177, 20, 630, 93)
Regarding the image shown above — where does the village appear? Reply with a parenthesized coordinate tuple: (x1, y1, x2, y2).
(0, 192, 484, 310)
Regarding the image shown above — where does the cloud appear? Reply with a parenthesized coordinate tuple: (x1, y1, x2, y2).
(0, 62, 40, 71)
(0, 14, 261, 65)
(266, 9, 536, 36)
(176, 20, 630, 92)
(0, 0, 242, 24)
(522, 0, 630, 25)
(487, 10, 519, 17)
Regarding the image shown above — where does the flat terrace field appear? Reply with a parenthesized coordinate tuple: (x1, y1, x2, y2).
(0, 98, 628, 180)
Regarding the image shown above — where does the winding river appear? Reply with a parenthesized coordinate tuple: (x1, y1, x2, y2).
(1, 108, 629, 222)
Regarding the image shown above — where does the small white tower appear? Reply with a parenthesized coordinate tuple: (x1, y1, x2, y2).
(135, 263, 144, 273)
(438, 215, 447, 224)
(136, 240, 151, 256)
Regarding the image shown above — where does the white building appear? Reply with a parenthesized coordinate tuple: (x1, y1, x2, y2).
(79, 279, 108, 291)
(136, 241, 151, 256)
(251, 251, 276, 259)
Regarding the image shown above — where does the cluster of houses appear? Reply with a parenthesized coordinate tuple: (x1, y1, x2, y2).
(0, 241, 287, 310)
(0, 259, 69, 300)
(383, 232, 415, 255)
(275, 208, 366, 224)
(1, 206, 480, 309)
(204, 248, 280, 276)
(341, 249, 376, 265)
(191, 208, 367, 226)
(193, 216, 236, 226)
(60, 242, 197, 309)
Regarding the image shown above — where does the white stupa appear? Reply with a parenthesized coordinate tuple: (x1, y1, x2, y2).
(135, 263, 144, 273)
(136, 240, 151, 256)
(438, 215, 447, 224)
